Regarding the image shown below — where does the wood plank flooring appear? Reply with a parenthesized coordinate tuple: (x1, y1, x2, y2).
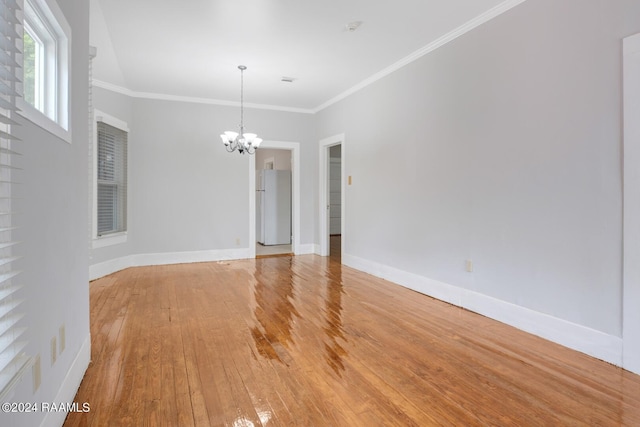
(65, 247, 640, 426)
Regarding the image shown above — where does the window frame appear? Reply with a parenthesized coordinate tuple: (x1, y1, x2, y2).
(17, 0, 71, 144)
(92, 110, 129, 249)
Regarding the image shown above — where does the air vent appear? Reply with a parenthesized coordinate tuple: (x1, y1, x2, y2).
(345, 21, 363, 32)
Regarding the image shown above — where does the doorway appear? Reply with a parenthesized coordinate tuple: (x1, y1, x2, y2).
(319, 134, 345, 259)
(249, 141, 301, 259)
(329, 145, 342, 260)
(255, 148, 292, 257)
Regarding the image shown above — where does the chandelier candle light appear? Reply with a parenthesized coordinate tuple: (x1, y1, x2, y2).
(220, 65, 263, 154)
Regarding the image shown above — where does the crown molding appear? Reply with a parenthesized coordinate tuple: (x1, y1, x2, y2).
(312, 0, 528, 113)
(92, 79, 135, 97)
(91, 79, 315, 114)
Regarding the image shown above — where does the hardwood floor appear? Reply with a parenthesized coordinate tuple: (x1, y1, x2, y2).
(65, 253, 640, 426)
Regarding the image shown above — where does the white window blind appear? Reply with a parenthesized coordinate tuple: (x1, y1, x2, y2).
(97, 121, 127, 236)
(0, 0, 30, 401)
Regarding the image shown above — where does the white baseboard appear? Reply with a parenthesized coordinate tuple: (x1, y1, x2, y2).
(133, 248, 251, 266)
(343, 253, 623, 367)
(90, 248, 253, 280)
(296, 243, 317, 255)
(90, 245, 325, 281)
(89, 255, 137, 281)
(40, 334, 91, 427)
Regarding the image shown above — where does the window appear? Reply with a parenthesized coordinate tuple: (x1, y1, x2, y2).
(22, 25, 42, 110)
(94, 115, 128, 244)
(18, 0, 70, 143)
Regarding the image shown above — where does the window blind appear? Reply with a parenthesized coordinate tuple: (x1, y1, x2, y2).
(97, 121, 127, 235)
(0, 0, 30, 401)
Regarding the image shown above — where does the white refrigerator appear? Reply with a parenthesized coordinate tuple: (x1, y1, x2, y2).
(257, 170, 291, 245)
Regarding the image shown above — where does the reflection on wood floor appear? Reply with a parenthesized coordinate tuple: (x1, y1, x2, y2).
(65, 251, 640, 426)
(330, 235, 341, 262)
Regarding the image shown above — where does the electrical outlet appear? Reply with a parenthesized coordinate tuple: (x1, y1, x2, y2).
(51, 336, 57, 365)
(33, 354, 41, 392)
(235, 238, 241, 246)
(59, 324, 66, 354)
(465, 260, 474, 273)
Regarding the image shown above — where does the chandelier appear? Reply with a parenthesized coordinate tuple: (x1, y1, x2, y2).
(220, 65, 262, 155)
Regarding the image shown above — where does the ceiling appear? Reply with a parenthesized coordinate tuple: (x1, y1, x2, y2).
(94, 0, 511, 112)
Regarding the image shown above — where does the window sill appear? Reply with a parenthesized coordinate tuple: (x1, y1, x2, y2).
(17, 99, 71, 144)
(92, 232, 127, 249)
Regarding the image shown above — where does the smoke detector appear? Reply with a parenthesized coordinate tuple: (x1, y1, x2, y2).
(345, 21, 363, 32)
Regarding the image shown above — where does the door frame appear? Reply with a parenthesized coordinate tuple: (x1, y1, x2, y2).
(319, 134, 345, 257)
(623, 32, 640, 374)
(249, 141, 301, 257)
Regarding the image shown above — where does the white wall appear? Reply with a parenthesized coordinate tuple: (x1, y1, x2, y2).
(2, 1, 91, 426)
(130, 99, 316, 256)
(315, 0, 640, 367)
(89, 0, 126, 86)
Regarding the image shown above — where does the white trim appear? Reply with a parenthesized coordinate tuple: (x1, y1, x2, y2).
(18, 0, 72, 143)
(623, 32, 640, 375)
(312, 0, 528, 112)
(90, 0, 527, 116)
(249, 159, 256, 258)
(92, 232, 127, 249)
(90, 254, 135, 280)
(17, 101, 72, 143)
(89, 244, 319, 281)
(319, 134, 345, 257)
(39, 334, 91, 427)
(134, 249, 252, 266)
(296, 243, 317, 255)
(92, 79, 135, 97)
(92, 110, 129, 242)
(343, 253, 624, 367)
(94, 110, 129, 132)
(250, 141, 302, 257)
(92, 79, 315, 115)
(89, 248, 254, 280)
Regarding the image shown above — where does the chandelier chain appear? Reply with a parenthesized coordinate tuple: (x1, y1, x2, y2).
(220, 64, 261, 154)
(240, 66, 244, 132)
